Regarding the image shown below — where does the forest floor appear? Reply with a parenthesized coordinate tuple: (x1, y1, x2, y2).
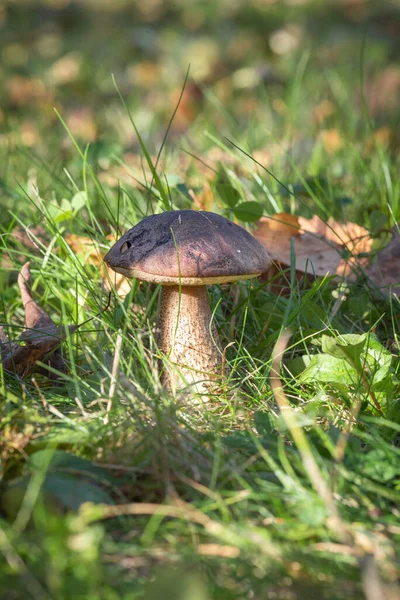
(0, 1, 399, 599)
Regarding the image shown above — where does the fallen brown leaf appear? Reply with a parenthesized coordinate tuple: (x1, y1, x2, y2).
(1, 262, 75, 378)
(313, 99, 336, 123)
(3, 223, 48, 255)
(6, 75, 53, 108)
(254, 213, 341, 277)
(66, 108, 97, 142)
(47, 53, 82, 86)
(298, 215, 372, 277)
(168, 81, 204, 135)
(188, 181, 213, 212)
(127, 60, 160, 89)
(254, 213, 373, 285)
(65, 233, 103, 266)
(367, 226, 400, 297)
(299, 215, 371, 254)
(364, 65, 400, 117)
(320, 128, 343, 154)
(371, 126, 391, 147)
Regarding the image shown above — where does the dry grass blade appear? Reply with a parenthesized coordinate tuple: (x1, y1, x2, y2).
(361, 555, 397, 600)
(82, 501, 224, 534)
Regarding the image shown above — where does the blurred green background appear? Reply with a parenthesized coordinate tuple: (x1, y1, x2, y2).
(1, 0, 399, 210)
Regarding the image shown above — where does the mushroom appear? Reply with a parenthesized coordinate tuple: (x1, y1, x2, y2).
(104, 210, 270, 393)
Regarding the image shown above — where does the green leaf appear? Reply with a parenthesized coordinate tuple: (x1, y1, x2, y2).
(285, 355, 311, 377)
(300, 302, 330, 329)
(299, 354, 358, 385)
(175, 182, 191, 200)
(298, 332, 394, 396)
(2, 451, 117, 519)
(43, 474, 114, 509)
(321, 334, 366, 368)
(233, 201, 264, 223)
(347, 292, 370, 319)
(369, 210, 387, 235)
(216, 183, 240, 208)
(296, 495, 327, 526)
(254, 411, 275, 436)
(2, 473, 114, 518)
(45, 427, 92, 445)
(27, 450, 116, 484)
(47, 199, 73, 223)
(359, 448, 400, 482)
(71, 191, 87, 212)
(222, 431, 256, 453)
(363, 335, 392, 384)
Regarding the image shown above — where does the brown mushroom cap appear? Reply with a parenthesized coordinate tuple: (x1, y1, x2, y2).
(104, 210, 271, 285)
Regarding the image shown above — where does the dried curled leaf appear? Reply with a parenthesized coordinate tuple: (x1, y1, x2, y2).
(254, 213, 341, 277)
(254, 213, 372, 281)
(298, 215, 372, 277)
(367, 226, 400, 297)
(299, 215, 372, 254)
(1, 262, 75, 378)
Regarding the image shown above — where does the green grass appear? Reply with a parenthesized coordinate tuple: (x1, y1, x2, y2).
(1, 1, 400, 599)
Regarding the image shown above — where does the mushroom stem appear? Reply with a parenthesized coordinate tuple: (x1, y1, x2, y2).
(158, 285, 223, 393)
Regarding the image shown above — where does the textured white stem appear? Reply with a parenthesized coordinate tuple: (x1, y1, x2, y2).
(158, 285, 223, 394)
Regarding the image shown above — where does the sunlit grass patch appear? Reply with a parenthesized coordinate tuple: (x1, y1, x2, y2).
(1, 1, 400, 598)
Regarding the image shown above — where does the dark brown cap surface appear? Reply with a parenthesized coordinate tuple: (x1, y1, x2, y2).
(104, 210, 270, 285)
